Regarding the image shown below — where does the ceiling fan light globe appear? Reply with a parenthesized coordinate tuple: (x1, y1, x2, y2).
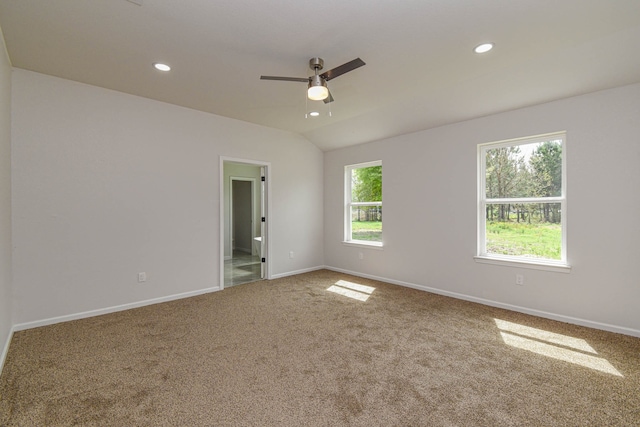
(308, 85, 329, 101)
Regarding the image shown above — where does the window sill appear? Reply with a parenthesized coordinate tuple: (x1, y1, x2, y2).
(342, 241, 384, 250)
(474, 256, 571, 273)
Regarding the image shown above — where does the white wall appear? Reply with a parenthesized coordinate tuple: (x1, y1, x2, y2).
(0, 26, 12, 367)
(11, 69, 324, 326)
(325, 83, 640, 335)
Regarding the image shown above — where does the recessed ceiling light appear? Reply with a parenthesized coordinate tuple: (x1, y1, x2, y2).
(474, 43, 494, 54)
(309, 111, 320, 117)
(153, 63, 171, 72)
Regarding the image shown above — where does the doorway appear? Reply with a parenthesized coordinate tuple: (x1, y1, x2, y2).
(228, 177, 259, 286)
(221, 158, 270, 288)
(232, 179, 253, 255)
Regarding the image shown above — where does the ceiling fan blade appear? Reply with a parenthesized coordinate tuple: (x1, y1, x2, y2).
(260, 76, 309, 83)
(320, 58, 365, 81)
(323, 90, 334, 104)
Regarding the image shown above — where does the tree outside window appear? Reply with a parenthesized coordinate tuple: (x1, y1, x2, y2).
(346, 161, 382, 244)
(479, 133, 566, 263)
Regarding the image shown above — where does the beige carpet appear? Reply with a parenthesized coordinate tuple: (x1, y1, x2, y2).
(1, 270, 639, 426)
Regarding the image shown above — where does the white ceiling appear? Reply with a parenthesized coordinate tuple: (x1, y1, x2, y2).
(1, 0, 640, 151)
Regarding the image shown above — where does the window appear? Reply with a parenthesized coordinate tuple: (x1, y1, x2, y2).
(478, 133, 567, 267)
(345, 161, 382, 246)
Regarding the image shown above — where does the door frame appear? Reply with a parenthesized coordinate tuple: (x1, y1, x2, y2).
(220, 156, 272, 289)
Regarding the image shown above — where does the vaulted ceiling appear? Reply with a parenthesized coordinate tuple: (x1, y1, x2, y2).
(1, 0, 640, 151)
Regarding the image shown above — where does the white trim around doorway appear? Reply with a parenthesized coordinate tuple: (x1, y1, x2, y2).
(219, 156, 272, 289)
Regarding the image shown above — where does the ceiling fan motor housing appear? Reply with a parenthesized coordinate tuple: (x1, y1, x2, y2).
(308, 74, 329, 100)
(309, 74, 326, 88)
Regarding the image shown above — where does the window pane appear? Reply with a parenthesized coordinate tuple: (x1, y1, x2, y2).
(351, 165, 382, 202)
(485, 140, 562, 199)
(351, 206, 382, 242)
(485, 203, 561, 260)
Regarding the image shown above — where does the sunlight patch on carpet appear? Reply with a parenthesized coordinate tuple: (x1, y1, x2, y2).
(495, 319, 597, 353)
(495, 319, 623, 377)
(327, 280, 375, 301)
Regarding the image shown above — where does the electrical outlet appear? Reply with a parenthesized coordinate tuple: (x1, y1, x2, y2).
(289, 251, 294, 259)
(138, 272, 147, 283)
(359, 252, 364, 260)
(515, 274, 524, 286)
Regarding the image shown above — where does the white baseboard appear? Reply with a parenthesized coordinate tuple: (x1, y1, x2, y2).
(270, 265, 325, 280)
(325, 266, 640, 338)
(12, 286, 222, 332)
(233, 247, 252, 254)
(0, 326, 14, 377)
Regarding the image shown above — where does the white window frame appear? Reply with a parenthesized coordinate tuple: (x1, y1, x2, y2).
(476, 132, 570, 272)
(344, 160, 383, 248)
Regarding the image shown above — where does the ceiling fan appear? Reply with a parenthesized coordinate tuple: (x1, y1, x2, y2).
(260, 57, 365, 103)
